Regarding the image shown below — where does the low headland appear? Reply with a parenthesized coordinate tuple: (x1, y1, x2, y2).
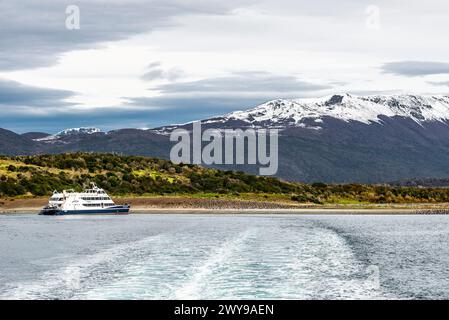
(1, 153, 449, 214)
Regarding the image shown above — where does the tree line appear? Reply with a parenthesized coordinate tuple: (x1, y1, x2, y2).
(1, 153, 449, 204)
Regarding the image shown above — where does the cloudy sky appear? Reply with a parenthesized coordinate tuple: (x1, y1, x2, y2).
(1, 0, 449, 133)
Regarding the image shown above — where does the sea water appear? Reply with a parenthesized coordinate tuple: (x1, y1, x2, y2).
(1, 213, 449, 300)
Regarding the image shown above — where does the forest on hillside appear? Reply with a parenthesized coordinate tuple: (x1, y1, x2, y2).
(1, 153, 449, 204)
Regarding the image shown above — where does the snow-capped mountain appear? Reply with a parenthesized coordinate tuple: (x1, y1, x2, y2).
(35, 127, 102, 142)
(209, 94, 449, 129)
(56, 127, 101, 136)
(148, 94, 449, 183)
(5, 94, 449, 183)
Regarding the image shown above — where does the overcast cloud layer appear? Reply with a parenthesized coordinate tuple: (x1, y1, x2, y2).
(0, 0, 252, 71)
(0, 79, 74, 107)
(0, 0, 449, 132)
(382, 61, 449, 76)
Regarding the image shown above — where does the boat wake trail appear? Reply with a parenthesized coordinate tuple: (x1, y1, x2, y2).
(173, 228, 257, 299)
(1, 215, 396, 299)
(0, 233, 170, 300)
(178, 218, 390, 299)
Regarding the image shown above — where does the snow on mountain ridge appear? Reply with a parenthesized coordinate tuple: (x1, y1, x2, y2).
(224, 94, 449, 128)
(35, 127, 102, 142)
(56, 127, 101, 136)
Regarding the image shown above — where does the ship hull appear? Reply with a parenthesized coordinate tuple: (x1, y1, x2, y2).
(39, 205, 130, 216)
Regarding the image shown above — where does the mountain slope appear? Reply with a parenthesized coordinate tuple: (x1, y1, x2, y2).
(21, 132, 51, 140)
(157, 94, 449, 183)
(4, 94, 449, 183)
(34, 128, 170, 159)
(0, 128, 40, 155)
(275, 116, 449, 183)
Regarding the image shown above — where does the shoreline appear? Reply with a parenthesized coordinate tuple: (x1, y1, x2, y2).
(0, 208, 443, 215)
(1, 196, 449, 214)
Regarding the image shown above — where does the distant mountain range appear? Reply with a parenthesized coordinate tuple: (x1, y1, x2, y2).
(3, 93, 449, 184)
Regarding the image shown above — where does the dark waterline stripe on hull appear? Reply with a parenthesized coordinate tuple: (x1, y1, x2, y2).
(40, 208, 130, 215)
(62, 209, 130, 214)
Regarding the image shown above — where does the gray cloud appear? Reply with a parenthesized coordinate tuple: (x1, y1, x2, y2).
(152, 71, 331, 94)
(141, 62, 184, 81)
(0, 78, 75, 108)
(0, 98, 266, 133)
(381, 61, 449, 77)
(0, 0, 252, 71)
(124, 71, 333, 126)
(0, 71, 333, 132)
(128, 95, 265, 113)
(0, 106, 154, 133)
(429, 80, 449, 87)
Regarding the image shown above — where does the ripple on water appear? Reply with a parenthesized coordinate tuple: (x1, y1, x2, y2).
(3, 214, 445, 299)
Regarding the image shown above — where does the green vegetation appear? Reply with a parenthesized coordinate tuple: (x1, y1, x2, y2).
(1, 153, 449, 204)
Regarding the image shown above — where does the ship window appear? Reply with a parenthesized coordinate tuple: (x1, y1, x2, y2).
(82, 196, 111, 201)
(83, 203, 104, 207)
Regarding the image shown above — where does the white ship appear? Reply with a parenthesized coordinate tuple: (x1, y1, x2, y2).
(39, 183, 130, 215)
